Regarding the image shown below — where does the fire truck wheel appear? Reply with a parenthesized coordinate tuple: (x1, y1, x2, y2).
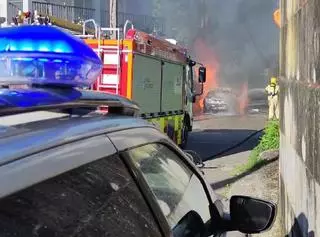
(180, 122, 189, 149)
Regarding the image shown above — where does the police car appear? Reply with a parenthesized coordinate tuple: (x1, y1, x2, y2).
(0, 24, 276, 237)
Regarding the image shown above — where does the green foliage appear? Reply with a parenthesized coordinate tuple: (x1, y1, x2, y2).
(255, 120, 280, 153)
(235, 120, 279, 175)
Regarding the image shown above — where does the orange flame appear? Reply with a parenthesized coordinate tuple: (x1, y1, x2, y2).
(238, 81, 248, 115)
(192, 38, 219, 114)
(273, 8, 281, 28)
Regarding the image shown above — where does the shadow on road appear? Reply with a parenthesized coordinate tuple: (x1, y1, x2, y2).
(210, 158, 275, 191)
(187, 128, 262, 161)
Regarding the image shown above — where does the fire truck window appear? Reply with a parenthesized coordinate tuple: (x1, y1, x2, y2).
(0, 154, 162, 237)
(186, 65, 193, 90)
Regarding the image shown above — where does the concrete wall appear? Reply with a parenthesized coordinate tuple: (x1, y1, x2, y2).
(279, 80, 320, 236)
(279, 0, 320, 236)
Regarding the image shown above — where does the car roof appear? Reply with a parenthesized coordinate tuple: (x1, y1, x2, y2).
(0, 107, 217, 205)
(0, 111, 166, 199)
(0, 111, 153, 166)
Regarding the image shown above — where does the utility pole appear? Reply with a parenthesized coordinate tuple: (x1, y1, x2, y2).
(109, 0, 118, 39)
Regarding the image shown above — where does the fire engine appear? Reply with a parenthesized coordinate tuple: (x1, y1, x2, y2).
(5, 10, 207, 147)
(80, 20, 207, 147)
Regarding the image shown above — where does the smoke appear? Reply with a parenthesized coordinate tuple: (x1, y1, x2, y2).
(149, 0, 279, 90)
(193, 38, 219, 112)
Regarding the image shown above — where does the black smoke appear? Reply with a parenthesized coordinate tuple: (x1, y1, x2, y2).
(149, 0, 279, 89)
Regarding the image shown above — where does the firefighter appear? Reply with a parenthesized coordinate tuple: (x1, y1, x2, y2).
(265, 76, 279, 120)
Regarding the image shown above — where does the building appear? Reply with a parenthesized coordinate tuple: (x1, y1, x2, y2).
(279, 0, 320, 236)
(3, 0, 164, 33)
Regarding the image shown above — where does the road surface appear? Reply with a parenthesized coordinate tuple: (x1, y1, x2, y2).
(186, 113, 273, 236)
(186, 114, 267, 195)
(188, 114, 266, 160)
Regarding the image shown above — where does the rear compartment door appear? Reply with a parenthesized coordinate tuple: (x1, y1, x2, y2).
(161, 62, 184, 113)
(132, 54, 162, 114)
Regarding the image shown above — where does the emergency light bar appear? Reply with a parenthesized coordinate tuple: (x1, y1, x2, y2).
(0, 25, 102, 88)
(0, 87, 81, 108)
(0, 24, 140, 117)
(0, 88, 140, 117)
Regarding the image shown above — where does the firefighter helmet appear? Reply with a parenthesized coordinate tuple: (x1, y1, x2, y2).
(270, 77, 277, 84)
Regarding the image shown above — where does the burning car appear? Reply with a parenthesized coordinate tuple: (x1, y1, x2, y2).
(203, 88, 239, 114)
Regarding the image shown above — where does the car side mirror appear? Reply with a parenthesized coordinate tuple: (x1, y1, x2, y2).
(198, 66, 206, 83)
(172, 210, 205, 237)
(230, 195, 276, 234)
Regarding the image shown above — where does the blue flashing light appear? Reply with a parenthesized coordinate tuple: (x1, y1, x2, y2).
(0, 88, 82, 108)
(0, 26, 86, 55)
(0, 25, 102, 88)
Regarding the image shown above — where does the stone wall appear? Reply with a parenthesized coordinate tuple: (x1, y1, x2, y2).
(279, 79, 320, 236)
(279, 0, 320, 236)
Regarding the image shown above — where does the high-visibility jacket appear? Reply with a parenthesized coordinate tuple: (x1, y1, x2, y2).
(265, 83, 279, 100)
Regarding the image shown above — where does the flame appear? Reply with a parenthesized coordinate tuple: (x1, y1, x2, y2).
(238, 81, 248, 115)
(273, 8, 281, 28)
(192, 38, 219, 114)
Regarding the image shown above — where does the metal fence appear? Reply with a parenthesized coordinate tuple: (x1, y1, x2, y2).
(8, 2, 22, 24)
(280, 0, 320, 84)
(10, 1, 165, 35)
(100, 10, 110, 28)
(100, 11, 165, 34)
(118, 12, 165, 34)
(32, 1, 95, 24)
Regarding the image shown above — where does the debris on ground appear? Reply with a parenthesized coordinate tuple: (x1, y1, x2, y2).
(259, 149, 279, 161)
(227, 159, 283, 237)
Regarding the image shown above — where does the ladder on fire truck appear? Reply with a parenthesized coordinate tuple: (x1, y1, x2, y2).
(76, 19, 134, 94)
(5, 10, 122, 94)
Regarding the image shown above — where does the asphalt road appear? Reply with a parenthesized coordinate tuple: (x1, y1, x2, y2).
(187, 114, 267, 161)
(186, 113, 267, 237)
(186, 114, 267, 195)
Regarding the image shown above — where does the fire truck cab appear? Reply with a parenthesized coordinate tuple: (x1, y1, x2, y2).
(80, 20, 206, 147)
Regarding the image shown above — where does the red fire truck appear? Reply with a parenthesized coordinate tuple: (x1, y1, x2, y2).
(80, 20, 206, 147)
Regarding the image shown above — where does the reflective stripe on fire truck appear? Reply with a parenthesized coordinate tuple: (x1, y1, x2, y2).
(126, 46, 134, 99)
(147, 114, 184, 145)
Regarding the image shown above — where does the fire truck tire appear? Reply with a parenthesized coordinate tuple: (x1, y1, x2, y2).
(180, 121, 189, 149)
